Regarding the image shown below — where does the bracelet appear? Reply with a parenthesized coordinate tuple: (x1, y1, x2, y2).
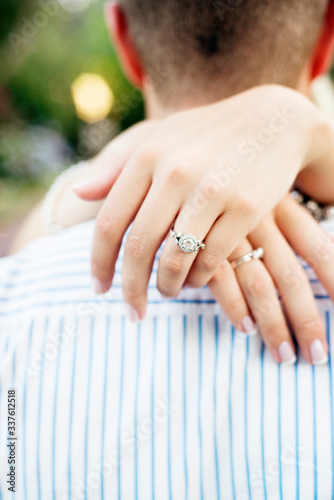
(42, 161, 90, 234)
(290, 188, 334, 222)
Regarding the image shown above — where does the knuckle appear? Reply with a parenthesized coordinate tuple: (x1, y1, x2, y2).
(233, 195, 257, 216)
(96, 212, 116, 238)
(211, 260, 231, 281)
(225, 299, 247, 321)
(161, 254, 184, 276)
(261, 320, 287, 344)
(201, 181, 221, 200)
(295, 315, 322, 335)
(198, 252, 221, 274)
(164, 163, 188, 184)
(243, 272, 273, 297)
(124, 234, 146, 259)
(122, 285, 142, 303)
(157, 282, 179, 298)
(185, 275, 206, 288)
(133, 144, 157, 166)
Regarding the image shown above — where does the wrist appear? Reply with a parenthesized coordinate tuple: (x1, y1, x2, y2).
(295, 111, 334, 204)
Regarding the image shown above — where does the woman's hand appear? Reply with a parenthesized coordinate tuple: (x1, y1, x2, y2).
(208, 194, 331, 365)
(74, 85, 334, 322)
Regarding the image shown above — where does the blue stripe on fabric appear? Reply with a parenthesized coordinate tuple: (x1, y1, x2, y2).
(68, 316, 79, 499)
(245, 337, 251, 500)
(0, 285, 96, 301)
(0, 299, 219, 318)
(151, 317, 157, 500)
(52, 317, 64, 500)
(214, 316, 221, 500)
(1, 295, 331, 318)
(167, 315, 172, 500)
(312, 365, 318, 499)
(117, 317, 125, 500)
(326, 311, 334, 498)
(278, 364, 282, 500)
(295, 363, 299, 500)
(260, 342, 267, 500)
(0, 271, 90, 288)
(23, 320, 34, 500)
(101, 316, 110, 500)
(84, 316, 95, 500)
(134, 322, 141, 500)
(0, 283, 161, 301)
(198, 315, 204, 500)
(0, 281, 210, 296)
(37, 319, 49, 500)
(9, 256, 92, 274)
(228, 326, 236, 500)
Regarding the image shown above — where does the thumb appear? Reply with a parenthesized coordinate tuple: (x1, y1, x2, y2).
(73, 119, 159, 200)
(73, 163, 123, 200)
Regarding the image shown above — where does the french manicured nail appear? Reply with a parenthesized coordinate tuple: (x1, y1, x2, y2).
(241, 316, 258, 336)
(124, 303, 140, 322)
(278, 341, 297, 365)
(92, 277, 110, 295)
(310, 340, 328, 365)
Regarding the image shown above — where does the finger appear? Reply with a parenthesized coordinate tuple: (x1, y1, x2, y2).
(157, 206, 252, 298)
(208, 260, 257, 335)
(230, 240, 296, 364)
(249, 218, 328, 365)
(276, 196, 334, 302)
(121, 186, 182, 320)
(73, 165, 124, 201)
(74, 120, 159, 201)
(91, 157, 153, 293)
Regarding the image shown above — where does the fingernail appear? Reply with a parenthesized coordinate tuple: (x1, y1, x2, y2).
(310, 340, 328, 365)
(241, 316, 258, 336)
(124, 303, 140, 322)
(278, 341, 297, 365)
(92, 277, 110, 295)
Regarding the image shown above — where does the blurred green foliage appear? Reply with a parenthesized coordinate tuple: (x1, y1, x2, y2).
(0, 0, 144, 184)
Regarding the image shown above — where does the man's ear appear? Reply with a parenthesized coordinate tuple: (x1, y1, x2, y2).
(311, 0, 334, 79)
(104, 2, 144, 88)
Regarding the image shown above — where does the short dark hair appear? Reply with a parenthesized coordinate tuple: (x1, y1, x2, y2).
(120, 0, 328, 104)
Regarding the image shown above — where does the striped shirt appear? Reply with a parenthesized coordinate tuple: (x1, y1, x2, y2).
(0, 217, 333, 500)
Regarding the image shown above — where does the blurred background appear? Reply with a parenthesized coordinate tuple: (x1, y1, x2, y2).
(1, 0, 334, 257)
(0, 0, 144, 255)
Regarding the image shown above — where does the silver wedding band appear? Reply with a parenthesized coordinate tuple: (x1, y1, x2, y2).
(230, 247, 264, 270)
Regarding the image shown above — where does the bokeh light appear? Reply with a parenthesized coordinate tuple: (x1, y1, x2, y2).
(71, 73, 114, 123)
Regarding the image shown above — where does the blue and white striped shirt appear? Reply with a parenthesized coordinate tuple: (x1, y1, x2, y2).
(0, 218, 333, 500)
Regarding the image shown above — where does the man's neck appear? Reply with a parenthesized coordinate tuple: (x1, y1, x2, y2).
(143, 72, 310, 119)
(144, 87, 226, 119)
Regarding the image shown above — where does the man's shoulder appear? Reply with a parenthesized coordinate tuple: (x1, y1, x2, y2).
(2, 215, 334, 321)
(0, 218, 217, 320)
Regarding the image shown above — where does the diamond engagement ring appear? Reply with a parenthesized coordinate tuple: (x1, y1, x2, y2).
(230, 247, 264, 269)
(170, 227, 205, 253)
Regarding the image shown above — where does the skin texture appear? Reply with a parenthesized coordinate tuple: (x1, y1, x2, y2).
(12, 1, 334, 365)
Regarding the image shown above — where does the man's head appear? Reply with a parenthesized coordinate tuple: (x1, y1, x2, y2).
(106, 0, 334, 114)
